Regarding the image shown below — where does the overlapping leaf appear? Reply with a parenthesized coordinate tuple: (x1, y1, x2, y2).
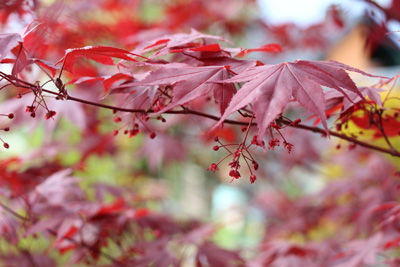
(135, 28, 233, 58)
(214, 60, 385, 140)
(56, 45, 144, 72)
(0, 33, 22, 60)
(120, 64, 237, 115)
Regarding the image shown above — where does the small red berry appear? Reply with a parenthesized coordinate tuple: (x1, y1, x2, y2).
(3, 143, 9, 149)
(4, 127, 9, 131)
(150, 132, 156, 139)
(250, 175, 256, 184)
(253, 161, 259, 171)
(113, 130, 119, 136)
(8, 113, 14, 119)
(30, 112, 36, 118)
(213, 145, 219, 151)
(114, 116, 121, 123)
(213, 136, 219, 142)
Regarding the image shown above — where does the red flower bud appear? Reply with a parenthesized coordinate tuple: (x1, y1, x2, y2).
(253, 161, 259, 171)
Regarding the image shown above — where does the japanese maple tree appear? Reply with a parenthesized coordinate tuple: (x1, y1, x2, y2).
(0, 0, 399, 266)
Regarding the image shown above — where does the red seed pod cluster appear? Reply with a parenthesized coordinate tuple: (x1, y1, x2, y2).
(45, 111, 56, 120)
(229, 169, 241, 179)
(207, 163, 219, 173)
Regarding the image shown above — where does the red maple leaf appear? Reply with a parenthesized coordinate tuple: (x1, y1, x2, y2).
(214, 60, 384, 141)
(56, 45, 144, 72)
(135, 28, 233, 58)
(125, 64, 237, 115)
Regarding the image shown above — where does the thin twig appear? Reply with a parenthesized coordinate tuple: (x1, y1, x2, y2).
(41, 88, 400, 157)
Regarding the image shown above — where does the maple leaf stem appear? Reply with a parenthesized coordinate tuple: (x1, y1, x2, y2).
(218, 142, 234, 154)
(376, 109, 397, 152)
(383, 76, 399, 105)
(58, 55, 67, 80)
(243, 156, 254, 175)
(0, 202, 29, 221)
(241, 114, 254, 144)
(18, 247, 39, 267)
(11, 44, 23, 75)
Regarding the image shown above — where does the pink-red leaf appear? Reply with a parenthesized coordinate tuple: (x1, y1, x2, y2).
(102, 73, 133, 93)
(214, 60, 384, 141)
(0, 33, 22, 61)
(56, 45, 142, 72)
(123, 64, 236, 115)
(236, 43, 282, 57)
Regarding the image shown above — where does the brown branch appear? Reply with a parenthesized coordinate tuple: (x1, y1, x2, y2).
(287, 121, 400, 157)
(1, 71, 397, 158)
(39, 88, 400, 157)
